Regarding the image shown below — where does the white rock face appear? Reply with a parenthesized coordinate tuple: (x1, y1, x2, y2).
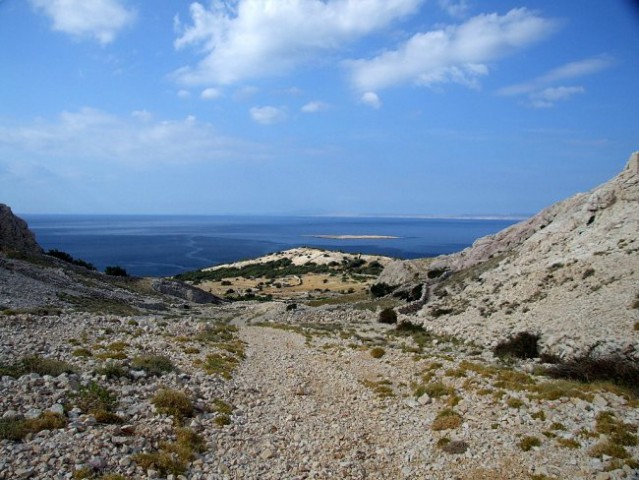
(385, 152, 639, 356)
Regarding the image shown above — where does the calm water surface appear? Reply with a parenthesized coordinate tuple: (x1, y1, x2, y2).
(22, 215, 520, 277)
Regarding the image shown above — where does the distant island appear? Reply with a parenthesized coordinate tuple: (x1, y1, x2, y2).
(310, 234, 400, 239)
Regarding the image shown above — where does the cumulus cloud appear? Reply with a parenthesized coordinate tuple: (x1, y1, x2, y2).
(498, 55, 614, 96)
(201, 87, 222, 99)
(348, 8, 557, 92)
(29, 0, 136, 44)
(361, 92, 381, 109)
(301, 101, 329, 113)
(249, 106, 287, 125)
(0, 108, 259, 166)
(177, 89, 191, 99)
(173, 0, 422, 85)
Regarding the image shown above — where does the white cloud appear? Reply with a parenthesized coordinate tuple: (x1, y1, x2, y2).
(348, 8, 557, 92)
(498, 56, 614, 96)
(249, 106, 287, 125)
(177, 89, 191, 99)
(131, 110, 153, 121)
(173, 0, 423, 85)
(29, 0, 136, 45)
(201, 87, 222, 100)
(528, 86, 585, 108)
(361, 92, 381, 109)
(438, 0, 470, 18)
(301, 101, 329, 113)
(0, 108, 259, 166)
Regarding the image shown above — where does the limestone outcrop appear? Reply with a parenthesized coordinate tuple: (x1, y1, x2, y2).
(0, 204, 42, 255)
(383, 152, 639, 357)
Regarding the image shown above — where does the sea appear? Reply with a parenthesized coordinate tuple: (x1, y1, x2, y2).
(22, 215, 521, 278)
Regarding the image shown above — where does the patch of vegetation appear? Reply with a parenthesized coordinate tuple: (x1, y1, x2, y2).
(362, 378, 395, 398)
(519, 436, 541, 451)
(556, 438, 580, 449)
(94, 362, 129, 379)
(152, 389, 194, 420)
(47, 249, 96, 270)
(176, 256, 381, 284)
(203, 353, 241, 379)
(506, 397, 524, 409)
(378, 307, 397, 324)
(72, 347, 93, 358)
(71, 381, 122, 424)
(131, 354, 175, 376)
(0, 412, 67, 441)
(0, 355, 75, 378)
(436, 437, 469, 454)
(595, 411, 638, 446)
(415, 381, 455, 399)
(493, 332, 540, 360)
(431, 409, 462, 431)
(105, 265, 128, 277)
(132, 427, 206, 476)
(588, 440, 629, 459)
(370, 282, 396, 298)
(196, 323, 238, 343)
(543, 353, 639, 397)
(370, 347, 386, 358)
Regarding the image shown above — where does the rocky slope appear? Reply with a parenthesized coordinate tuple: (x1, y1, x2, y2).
(380, 152, 639, 358)
(0, 204, 42, 255)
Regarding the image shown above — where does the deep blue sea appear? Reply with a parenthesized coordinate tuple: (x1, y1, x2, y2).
(21, 215, 520, 277)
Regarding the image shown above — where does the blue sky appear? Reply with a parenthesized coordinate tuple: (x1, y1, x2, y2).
(1, 0, 638, 216)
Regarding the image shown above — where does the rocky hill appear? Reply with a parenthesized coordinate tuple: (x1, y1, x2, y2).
(379, 152, 639, 358)
(0, 207, 222, 313)
(0, 204, 42, 256)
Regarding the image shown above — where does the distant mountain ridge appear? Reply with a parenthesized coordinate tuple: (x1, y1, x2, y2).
(380, 151, 639, 357)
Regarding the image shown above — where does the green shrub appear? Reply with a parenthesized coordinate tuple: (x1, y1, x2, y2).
(370, 347, 386, 359)
(72, 348, 93, 358)
(519, 436, 541, 451)
(370, 283, 395, 298)
(131, 355, 175, 376)
(94, 363, 129, 379)
(431, 409, 462, 431)
(493, 332, 540, 360)
(0, 412, 67, 441)
(152, 389, 194, 419)
(72, 381, 121, 424)
(0, 356, 75, 378)
(378, 308, 397, 324)
(105, 265, 128, 277)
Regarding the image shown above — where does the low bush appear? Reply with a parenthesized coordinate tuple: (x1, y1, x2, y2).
(370, 282, 395, 298)
(431, 409, 462, 431)
(437, 438, 469, 454)
(152, 389, 194, 420)
(105, 265, 128, 277)
(72, 381, 122, 424)
(378, 308, 397, 324)
(543, 354, 639, 396)
(0, 356, 75, 378)
(132, 427, 205, 476)
(131, 354, 175, 376)
(493, 332, 540, 360)
(0, 412, 67, 441)
(370, 347, 386, 359)
(519, 436, 541, 451)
